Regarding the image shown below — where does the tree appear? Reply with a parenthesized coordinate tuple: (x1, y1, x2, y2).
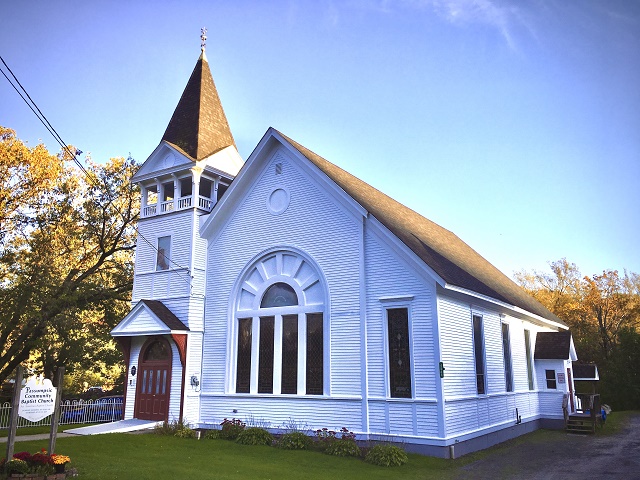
(515, 259, 640, 409)
(0, 126, 139, 385)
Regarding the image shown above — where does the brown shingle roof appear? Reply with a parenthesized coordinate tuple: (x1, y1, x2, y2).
(277, 131, 565, 326)
(162, 52, 235, 160)
(141, 300, 189, 331)
(572, 363, 599, 380)
(534, 331, 572, 359)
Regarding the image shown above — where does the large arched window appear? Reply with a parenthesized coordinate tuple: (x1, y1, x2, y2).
(234, 250, 326, 396)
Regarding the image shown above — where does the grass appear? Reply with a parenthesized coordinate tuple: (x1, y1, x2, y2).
(0, 424, 93, 438)
(5, 434, 457, 480)
(597, 409, 632, 436)
(2, 412, 636, 479)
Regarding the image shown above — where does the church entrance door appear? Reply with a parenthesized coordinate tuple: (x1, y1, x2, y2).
(135, 337, 172, 421)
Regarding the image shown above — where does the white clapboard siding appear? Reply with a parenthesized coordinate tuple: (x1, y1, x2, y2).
(203, 149, 362, 407)
(124, 337, 145, 420)
(438, 296, 476, 397)
(364, 228, 437, 401)
(199, 396, 362, 432)
(182, 333, 203, 424)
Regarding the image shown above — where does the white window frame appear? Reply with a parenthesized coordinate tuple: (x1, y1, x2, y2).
(380, 296, 414, 399)
(472, 312, 487, 396)
(230, 250, 328, 396)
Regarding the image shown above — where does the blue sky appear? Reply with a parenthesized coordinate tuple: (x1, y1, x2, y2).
(2, 0, 639, 279)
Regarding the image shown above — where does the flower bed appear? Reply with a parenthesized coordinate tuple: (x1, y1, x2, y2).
(0, 449, 75, 479)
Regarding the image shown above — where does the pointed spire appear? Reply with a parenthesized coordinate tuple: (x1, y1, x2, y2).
(162, 36, 236, 160)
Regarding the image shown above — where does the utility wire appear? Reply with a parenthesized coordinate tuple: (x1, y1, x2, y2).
(0, 55, 195, 289)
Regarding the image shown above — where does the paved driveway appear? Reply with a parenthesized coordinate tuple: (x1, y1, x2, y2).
(454, 413, 640, 480)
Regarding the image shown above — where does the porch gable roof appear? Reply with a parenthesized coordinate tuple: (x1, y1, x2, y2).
(111, 300, 189, 337)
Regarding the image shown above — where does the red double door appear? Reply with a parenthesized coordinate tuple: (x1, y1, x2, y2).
(135, 339, 172, 421)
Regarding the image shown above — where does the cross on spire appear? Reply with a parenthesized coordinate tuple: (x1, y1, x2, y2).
(201, 27, 207, 52)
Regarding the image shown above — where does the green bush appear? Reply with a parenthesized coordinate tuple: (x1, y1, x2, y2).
(154, 418, 196, 438)
(364, 444, 409, 467)
(236, 427, 274, 446)
(219, 418, 246, 440)
(204, 429, 221, 439)
(324, 438, 361, 457)
(5, 458, 30, 475)
(276, 431, 312, 450)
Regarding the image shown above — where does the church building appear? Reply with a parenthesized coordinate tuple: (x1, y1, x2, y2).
(111, 45, 578, 457)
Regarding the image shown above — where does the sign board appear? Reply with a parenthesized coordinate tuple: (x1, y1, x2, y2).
(557, 372, 566, 384)
(18, 376, 57, 422)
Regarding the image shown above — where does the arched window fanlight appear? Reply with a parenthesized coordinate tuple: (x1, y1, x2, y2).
(261, 282, 298, 308)
(144, 340, 170, 361)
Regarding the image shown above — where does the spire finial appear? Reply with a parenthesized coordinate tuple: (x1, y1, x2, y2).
(200, 27, 207, 52)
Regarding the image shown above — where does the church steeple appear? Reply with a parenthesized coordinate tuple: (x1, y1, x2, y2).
(161, 38, 236, 160)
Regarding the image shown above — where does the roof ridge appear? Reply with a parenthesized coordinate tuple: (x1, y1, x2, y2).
(275, 130, 564, 325)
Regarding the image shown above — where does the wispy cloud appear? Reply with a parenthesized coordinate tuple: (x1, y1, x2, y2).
(364, 0, 527, 50)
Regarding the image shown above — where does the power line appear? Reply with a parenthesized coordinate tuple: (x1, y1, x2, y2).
(0, 55, 195, 290)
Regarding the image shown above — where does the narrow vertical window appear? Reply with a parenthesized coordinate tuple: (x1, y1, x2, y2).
(156, 236, 171, 271)
(524, 329, 534, 390)
(473, 314, 486, 395)
(388, 308, 412, 398)
(258, 316, 275, 393)
(281, 314, 298, 394)
(236, 318, 252, 393)
(306, 313, 324, 395)
(545, 370, 557, 389)
(502, 323, 513, 392)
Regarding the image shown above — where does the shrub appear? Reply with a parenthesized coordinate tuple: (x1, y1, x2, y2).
(276, 431, 312, 450)
(204, 429, 221, 439)
(364, 444, 409, 467)
(154, 418, 196, 438)
(314, 427, 337, 451)
(5, 458, 29, 475)
(219, 418, 246, 440)
(325, 438, 361, 457)
(236, 427, 274, 446)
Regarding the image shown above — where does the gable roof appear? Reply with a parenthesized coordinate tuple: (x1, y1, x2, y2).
(534, 331, 573, 359)
(572, 362, 599, 381)
(162, 51, 236, 160)
(275, 131, 565, 326)
(140, 300, 189, 331)
(111, 299, 189, 336)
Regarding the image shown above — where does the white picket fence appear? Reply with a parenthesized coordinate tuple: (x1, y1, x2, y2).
(0, 397, 123, 429)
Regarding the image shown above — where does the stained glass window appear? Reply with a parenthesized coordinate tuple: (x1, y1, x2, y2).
(388, 308, 411, 398)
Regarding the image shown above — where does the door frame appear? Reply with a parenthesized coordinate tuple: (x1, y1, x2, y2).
(135, 336, 173, 421)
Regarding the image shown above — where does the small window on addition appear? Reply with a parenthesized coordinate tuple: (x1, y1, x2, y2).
(545, 369, 557, 389)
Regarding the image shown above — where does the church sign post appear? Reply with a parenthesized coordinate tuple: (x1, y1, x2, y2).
(5, 366, 65, 462)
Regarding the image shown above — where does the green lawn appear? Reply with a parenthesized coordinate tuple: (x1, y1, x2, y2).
(0, 424, 92, 437)
(6, 434, 458, 480)
(3, 412, 635, 479)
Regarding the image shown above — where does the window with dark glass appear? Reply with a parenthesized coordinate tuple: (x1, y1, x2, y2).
(156, 236, 171, 271)
(473, 314, 486, 395)
(236, 318, 252, 393)
(545, 369, 557, 389)
(306, 313, 324, 395)
(388, 308, 411, 398)
(281, 315, 298, 394)
(524, 329, 534, 390)
(144, 340, 170, 361)
(216, 183, 229, 201)
(258, 316, 274, 393)
(502, 323, 513, 392)
(261, 283, 298, 308)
